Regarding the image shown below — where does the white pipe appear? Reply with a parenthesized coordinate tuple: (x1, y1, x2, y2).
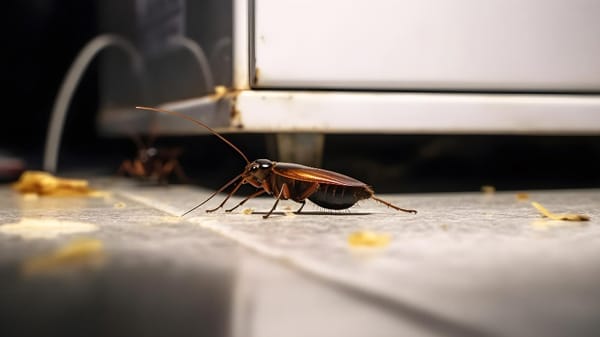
(43, 34, 143, 173)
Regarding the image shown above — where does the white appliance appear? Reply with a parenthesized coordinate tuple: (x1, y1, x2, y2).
(95, 0, 600, 144)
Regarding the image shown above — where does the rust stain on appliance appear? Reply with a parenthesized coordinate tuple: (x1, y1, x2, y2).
(207, 85, 230, 101)
(253, 67, 261, 86)
(203, 85, 245, 129)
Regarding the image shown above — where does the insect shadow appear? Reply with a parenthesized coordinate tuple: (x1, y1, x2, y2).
(250, 211, 374, 216)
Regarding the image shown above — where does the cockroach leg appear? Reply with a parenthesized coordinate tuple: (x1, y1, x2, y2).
(172, 160, 189, 183)
(295, 201, 306, 213)
(207, 179, 245, 212)
(371, 195, 417, 214)
(292, 183, 317, 214)
(264, 183, 291, 219)
(117, 160, 133, 176)
(263, 191, 283, 219)
(181, 174, 244, 217)
(225, 189, 266, 212)
(156, 161, 172, 185)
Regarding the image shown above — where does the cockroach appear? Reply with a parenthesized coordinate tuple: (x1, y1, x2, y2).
(118, 134, 188, 184)
(136, 106, 417, 218)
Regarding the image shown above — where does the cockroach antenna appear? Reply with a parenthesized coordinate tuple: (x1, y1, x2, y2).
(135, 106, 250, 164)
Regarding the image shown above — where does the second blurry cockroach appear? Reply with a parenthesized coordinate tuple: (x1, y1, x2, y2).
(118, 134, 187, 184)
(136, 106, 417, 218)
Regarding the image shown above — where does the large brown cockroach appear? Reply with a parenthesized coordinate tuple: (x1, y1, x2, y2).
(136, 106, 417, 218)
(118, 134, 187, 184)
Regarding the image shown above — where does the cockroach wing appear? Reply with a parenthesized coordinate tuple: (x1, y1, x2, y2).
(272, 162, 367, 187)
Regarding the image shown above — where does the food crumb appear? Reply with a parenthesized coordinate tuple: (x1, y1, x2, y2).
(348, 230, 391, 248)
(515, 192, 529, 201)
(22, 193, 39, 201)
(481, 185, 496, 194)
(158, 216, 182, 224)
(531, 201, 590, 221)
(113, 202, 126, 208)
(242, 208, 254, 215)
(88, 190, 110, 198)
(214, 85, 228, 96)
(12, 171, 101, 197)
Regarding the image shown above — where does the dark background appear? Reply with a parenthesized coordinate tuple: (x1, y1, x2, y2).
(2, 1, 600, 192)
(4, 1, 98, 155)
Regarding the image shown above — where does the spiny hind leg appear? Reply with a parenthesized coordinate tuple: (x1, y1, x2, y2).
(371, 195, 417, 214)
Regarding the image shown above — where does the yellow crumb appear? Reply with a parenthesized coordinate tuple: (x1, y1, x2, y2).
(88, 190, 111, 198)
(12, 171, 102, 197)
(348, 230, 392, 247)
(113, 202, 126, 208)
(515, 192, 530, 201)
(242, 208, 254, 215)
(158, 216, 182, 224)
(22, 193, 39, 201)
(481, 185, 496, 194)
(214, 85, 228, 95)
(531, 202, 590, 221)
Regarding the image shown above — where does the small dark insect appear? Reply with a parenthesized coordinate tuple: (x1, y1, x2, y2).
(118, 134, 187, 184)
(136, 106, 417, 218)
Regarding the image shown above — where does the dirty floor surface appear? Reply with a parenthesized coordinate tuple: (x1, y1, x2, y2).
(1, 179, 599, 337)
